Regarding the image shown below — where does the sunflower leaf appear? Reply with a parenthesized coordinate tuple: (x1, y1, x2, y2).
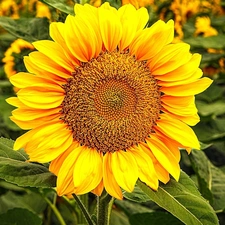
(129, 212, 183, 225)
(0, 17, 50, 42)
(42, 0, 75, 15)
(190, 150, 225, 211)
(0, 208, 42, 225)
(137, 171, 219, 225)
(0, 137, 56, 188)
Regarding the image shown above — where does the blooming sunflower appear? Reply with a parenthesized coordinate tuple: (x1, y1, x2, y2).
(2, 39, 34, 80)
(7, 3, 212, 199)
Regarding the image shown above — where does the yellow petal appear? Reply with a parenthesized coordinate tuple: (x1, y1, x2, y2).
(130, 20, 174, 61)
(103, 152, 123, 199)
(130, 146, 158, 190)
(14, 122, 73, 162)
(146, 135, 180, 181)
(149, 43, 191, 75)
(29, 52, 71, 79)
(49, 22, 80, 66)
(162, 96, 198, 116)
(136, 7, 149, 31)
(10, 72, 60, 89)
(155, 54, 201, 81)
(24, 56, 66, 83)
(17, 86, 64, 109)
(161, 77, 213, 96)
(92, 180, 104, 196)
(98, 3, 122, 51)
(155, 114, 200, 149)
(64, 14, 102, 62)
(10, 114, 60, 130)
(12, 107, 60, 121)
(57, 146, 83, 195)
(158, 68, 203, 87)
(111, 150, 138, 193)
(73, 148, 103, 195)
(6, 97, 25, 108)
(33, 40, 74, 72)
(50, 142, 79, 176)
(140, 143, 170, 184)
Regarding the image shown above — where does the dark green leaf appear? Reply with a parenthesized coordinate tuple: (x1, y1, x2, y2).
(196, 100, 225, 117)
(123, 185, 151, 203)
(0, 138, 27, 161)
(0, 17, 50, 42)
(129, 212, 183, 225)
(110, 209, 130, 225)
(115, 199, 152, 217)
(190, 150, 225, 211)
(0, 208, 42, 225)
(0, 138, 56, 188)
(0, 191, 47, 215)
(0, 95, 21, 131)
(184, 35, 225, 49)
(137, 171, 219, 225)
(43, 0, 75, 15)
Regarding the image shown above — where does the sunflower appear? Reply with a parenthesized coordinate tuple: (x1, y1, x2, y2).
(7, 3, 212, 199)
(2, 38, 34, 90)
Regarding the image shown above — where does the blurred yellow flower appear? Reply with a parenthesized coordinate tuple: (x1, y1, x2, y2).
(195, 17, 218, 37)
(122, 0, 154, 8)
(2, 38, 34, 79)
(0, 0, 19, 18)
(7, 3, 212, 199)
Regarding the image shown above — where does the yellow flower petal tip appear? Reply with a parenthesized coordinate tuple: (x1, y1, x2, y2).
(7, 2, 213, 199)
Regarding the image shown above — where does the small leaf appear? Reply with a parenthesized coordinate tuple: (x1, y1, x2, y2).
(0, 191, 47, 215)
(0, 138, 56, 188)
(43, 0, 75, 15)
(184, 35, 225, 49)
(0, 137, 27, 161)
(0, 208, 42, 225)
(196, 100, 225, 117)
(0, 17, 50, 42)
(190, 150, 225, 211)
(137, 171, 219, 225)
(123, 185, 150, 203)
(115, 199, 153, 217)
(129, 212, 183, 225)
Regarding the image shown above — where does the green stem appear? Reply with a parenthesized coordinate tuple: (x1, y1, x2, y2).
(72, 194, 95, 225)
(44, 195, 66, 225)
(97, 191, 115, 225)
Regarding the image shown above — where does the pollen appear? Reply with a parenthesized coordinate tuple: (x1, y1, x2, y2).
(61, 51, 161, 153)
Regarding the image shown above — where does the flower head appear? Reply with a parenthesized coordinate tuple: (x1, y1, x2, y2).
(7, 3, 212, 199)
(2, 39, 34, 92)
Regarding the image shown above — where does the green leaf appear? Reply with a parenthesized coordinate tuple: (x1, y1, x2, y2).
(184, 35, 225, 49)
(129, 212, 183, 225)
(0, 95, 21, 131)
(43, 0, 75, 15)
(115, 199, 153, 217)
(0, 138, 27, 161)
(137, 171, 219, 225)
(0, 137, 56, 188)
(110, 209, 130, 225)
(0, 17, 50, 42)
(0, 191, 47, 215)
(0, 208, 42, 225)
(123, 185, 151, 203)
(190, 150, 225, 211)
(196, 100, 225, 117)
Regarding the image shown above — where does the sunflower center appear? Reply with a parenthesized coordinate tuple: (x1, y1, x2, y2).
(94, 79, 136, 120)
(61, 51, 161, 153)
